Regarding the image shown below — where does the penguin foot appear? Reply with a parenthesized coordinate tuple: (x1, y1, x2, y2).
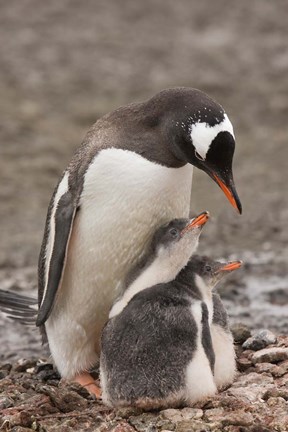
(73, 372, 102, 399)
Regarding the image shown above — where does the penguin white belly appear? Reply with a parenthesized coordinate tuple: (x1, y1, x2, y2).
(185, 302, 217, 404)
(46, 148, 193, 378)
(211, 324, 236, 389)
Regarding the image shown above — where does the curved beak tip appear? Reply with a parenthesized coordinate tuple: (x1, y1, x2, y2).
(212, 173, 242, 215)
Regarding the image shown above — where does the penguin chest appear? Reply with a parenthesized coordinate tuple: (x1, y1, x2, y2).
(53, 149, 193, 336)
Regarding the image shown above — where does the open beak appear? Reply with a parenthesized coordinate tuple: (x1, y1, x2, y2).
(180, 211, 209, 236)
(212, 173, 242, 214)
(216, 260, 243, 273)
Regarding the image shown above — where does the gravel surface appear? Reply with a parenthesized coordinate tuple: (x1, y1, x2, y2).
(1, 332, 288, 431)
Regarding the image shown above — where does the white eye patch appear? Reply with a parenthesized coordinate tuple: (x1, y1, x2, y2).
(190, 114, 234, 161)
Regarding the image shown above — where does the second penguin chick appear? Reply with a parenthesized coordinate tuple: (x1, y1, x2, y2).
(100, 214, 215, 410)
(187, 256, 242, 389)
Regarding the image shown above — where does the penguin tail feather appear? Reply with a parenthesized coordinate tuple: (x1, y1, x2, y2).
(0, 289, 37, 325)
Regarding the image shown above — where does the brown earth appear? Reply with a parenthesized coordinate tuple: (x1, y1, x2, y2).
(1, 332, 288, 432)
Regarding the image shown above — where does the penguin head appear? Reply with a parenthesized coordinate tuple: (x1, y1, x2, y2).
(189, 255, 243, 289)
(153, 88, 242, 213)
(150, 211, 209, 276)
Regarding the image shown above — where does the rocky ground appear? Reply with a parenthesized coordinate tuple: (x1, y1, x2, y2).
(1, 328, 288, 432)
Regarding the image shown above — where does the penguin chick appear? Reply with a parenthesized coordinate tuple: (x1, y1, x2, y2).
(188, 255, 243, 389)
(100, 217, 218, 410)
(109, 211, 209, 319)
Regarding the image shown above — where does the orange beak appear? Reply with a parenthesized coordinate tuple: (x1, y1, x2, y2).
(181, 211, 209, 235)
(213, 173, 242, 214)
(217, 260, 243, 273)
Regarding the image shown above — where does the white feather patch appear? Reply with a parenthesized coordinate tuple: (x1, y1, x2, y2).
(190, 114, 234, 160)
(185, 302, 217, 402)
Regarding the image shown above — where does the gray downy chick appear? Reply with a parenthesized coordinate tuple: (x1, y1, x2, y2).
(100, 213, 217, 410)
(187, 255, 243, 389)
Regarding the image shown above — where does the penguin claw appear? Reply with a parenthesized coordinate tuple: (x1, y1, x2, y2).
(73, 372, 102, 399)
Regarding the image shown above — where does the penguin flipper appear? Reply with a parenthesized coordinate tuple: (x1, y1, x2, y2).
(37, 189, 76, 327)
(0, 289, 37, 325)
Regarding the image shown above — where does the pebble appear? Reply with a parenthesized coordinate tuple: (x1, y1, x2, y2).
(129, 413, 158, 432)
(230, 323, 251, 344)
(270, 360, 288, 377)
(242, 329, 277, 350)
(254, 362, 274, 373)
(236, 357, 253, 372)
(40, 385, 89, 412)
(0, 396, 14, 409)
(266, 287, 288, 305)
(161, 409, 183, 423)
(222, 410, 254, 427)
(263, 388, 288, 401)
(161, 407, 203, 423)
(13, 358, 38, 373)
(251, 347, 288, 364)
(228, 372, 274, 403)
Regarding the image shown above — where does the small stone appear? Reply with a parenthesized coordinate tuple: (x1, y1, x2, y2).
(0, 363, 12, 373)
(156, 418, 176, 431)
(266, 396, 288, 407)
(0, 369, 10, 379)
(34, 361, 54, 373)
(0, 396, 14, 409)
(263, 388, 288, 401)
(234, 371, 274, 387)
(161, 409, 183, 423)
(180, 407, 203, 420)
(237, 357, 253, 372)
(222, 410, 254, 427)
(204, 407, 225, 422)
(129, 413, 158, 432)
(266, 288, 288, 306)
(242, 329, 277, 351)
(175, 420, 213, 432)
(251, 347, 288, 364)
(40, 385, 88, 412)
(115, 407, 143, 419)
(270, 360, 288, 377)
(275, 373, 288, 387)
(228, 372, 274, 403)
(111, 423, 137, 432)
(230, 323, 251, 344)
(254, 362, 274, 373)
(1, 411, 33, 428)
(13, 358, 38, 373)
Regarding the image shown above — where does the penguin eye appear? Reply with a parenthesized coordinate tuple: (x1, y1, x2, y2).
(169, 228, 179, 238)
(195, 150, 205, 161)
(205, 265, 212, 272)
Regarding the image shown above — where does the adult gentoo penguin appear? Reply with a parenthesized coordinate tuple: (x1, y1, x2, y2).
(36, 87, 241, 394)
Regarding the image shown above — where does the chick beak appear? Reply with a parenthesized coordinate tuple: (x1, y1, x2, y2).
(217, 260, 243, 273)
(180, 211, 209, 236)
(212, 173, 242, 214)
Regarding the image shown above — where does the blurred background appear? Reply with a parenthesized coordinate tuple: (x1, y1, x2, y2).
(0, 0, 287, 359)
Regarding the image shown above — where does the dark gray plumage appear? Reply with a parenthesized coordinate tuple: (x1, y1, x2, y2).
(100, 257, 218, 409)
(101, 253, 242, 408)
